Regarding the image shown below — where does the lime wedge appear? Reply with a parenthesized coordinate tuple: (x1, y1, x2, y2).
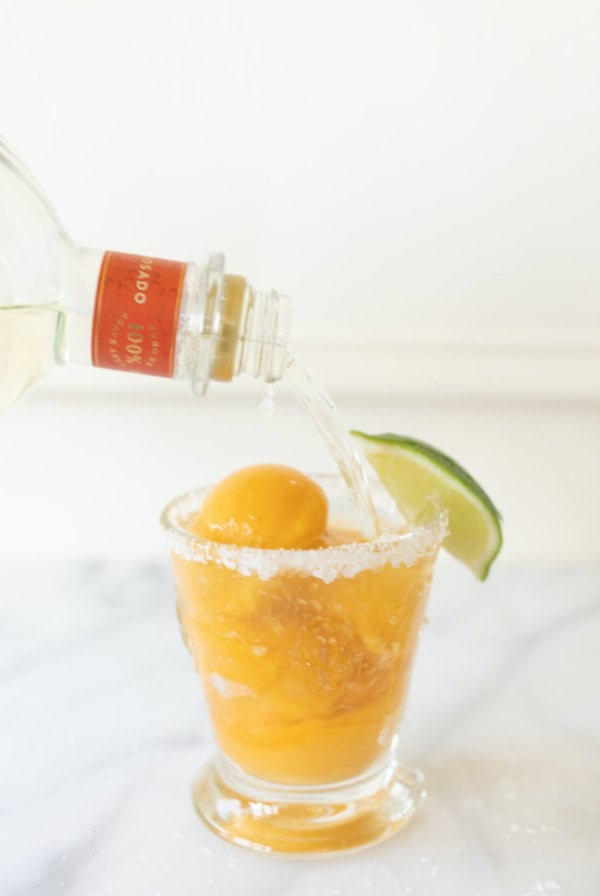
(351, 431, 503, 580)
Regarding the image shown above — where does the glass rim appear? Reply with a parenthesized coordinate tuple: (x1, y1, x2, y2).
(160, 473, 447, 582)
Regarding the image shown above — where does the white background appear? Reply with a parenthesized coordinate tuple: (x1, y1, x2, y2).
(1, 0, 599, 563)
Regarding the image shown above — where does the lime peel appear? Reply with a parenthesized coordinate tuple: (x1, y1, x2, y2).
(351, 431, 503, 580)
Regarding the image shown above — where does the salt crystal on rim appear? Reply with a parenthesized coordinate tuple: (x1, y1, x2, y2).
(161, 484, 447, 583)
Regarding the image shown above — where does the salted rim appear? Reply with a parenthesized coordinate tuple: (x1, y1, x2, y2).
(160, 479, 447, 583)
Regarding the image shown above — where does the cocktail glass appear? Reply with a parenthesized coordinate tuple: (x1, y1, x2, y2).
(161, 475, 446, 856)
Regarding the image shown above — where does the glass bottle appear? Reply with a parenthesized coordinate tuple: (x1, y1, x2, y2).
(0, 136, 291, 412)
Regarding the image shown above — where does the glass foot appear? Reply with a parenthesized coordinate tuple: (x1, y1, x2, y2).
(192, 755, 425, 856)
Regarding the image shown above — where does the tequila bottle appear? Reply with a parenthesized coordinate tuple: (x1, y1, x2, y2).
(0, 137, 290, 412)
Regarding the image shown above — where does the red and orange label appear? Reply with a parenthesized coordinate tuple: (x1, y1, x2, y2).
(92, 251, 186, 377)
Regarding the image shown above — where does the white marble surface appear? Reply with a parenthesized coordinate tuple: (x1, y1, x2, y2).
(1, 558, 599, 896)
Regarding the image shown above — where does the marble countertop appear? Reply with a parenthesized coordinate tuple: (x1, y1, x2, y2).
(2, 559, 599, 896)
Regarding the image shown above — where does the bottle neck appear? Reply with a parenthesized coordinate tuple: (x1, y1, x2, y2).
(58, 245, 291, 394)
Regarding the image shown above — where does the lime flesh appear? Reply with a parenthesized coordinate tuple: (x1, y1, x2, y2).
(351, 431, 503, 580)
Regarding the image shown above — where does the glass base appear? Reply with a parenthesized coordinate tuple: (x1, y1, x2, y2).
(192, 754, 425, 856)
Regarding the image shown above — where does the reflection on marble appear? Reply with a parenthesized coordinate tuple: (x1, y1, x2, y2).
(1, 558, 599, 895)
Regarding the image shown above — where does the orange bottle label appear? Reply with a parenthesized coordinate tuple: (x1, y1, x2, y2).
(92, 251, 186, 377)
